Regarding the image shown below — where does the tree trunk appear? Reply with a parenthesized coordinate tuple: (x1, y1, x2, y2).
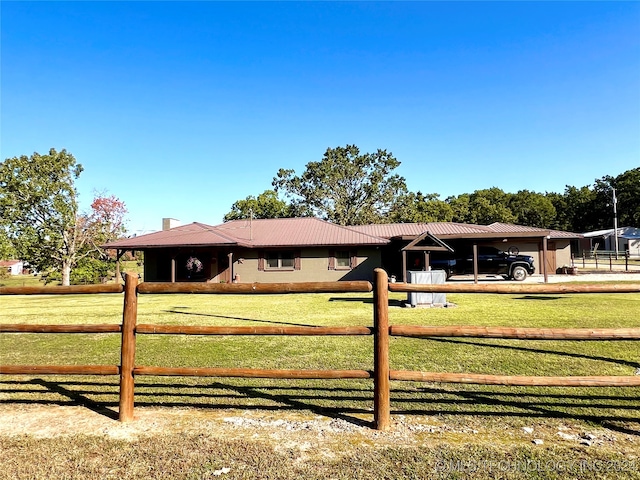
(61, 261, 72, 286)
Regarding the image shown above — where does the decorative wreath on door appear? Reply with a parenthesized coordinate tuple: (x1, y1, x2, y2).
(186, 256, 203, 273)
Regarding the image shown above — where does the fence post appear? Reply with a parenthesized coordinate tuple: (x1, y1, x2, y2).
(119, 272, 138, 422)
(373, 268, 390, 430)
(626, 251, 629, 272)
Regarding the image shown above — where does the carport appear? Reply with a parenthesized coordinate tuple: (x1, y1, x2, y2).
(352, 223, 557, 283)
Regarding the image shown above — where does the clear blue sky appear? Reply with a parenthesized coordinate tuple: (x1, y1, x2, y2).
(2, 2, 639, 235)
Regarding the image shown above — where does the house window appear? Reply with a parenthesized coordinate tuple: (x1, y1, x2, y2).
(336, 251, 351, 268)
(329, 250, 357, 270)
(264, 251, 298, 270)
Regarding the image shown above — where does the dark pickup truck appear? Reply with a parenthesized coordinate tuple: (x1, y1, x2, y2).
(430, 246, 535, 281)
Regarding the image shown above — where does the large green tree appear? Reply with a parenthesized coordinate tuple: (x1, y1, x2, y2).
(0, 149, 127, 285)
(388, 192, 454, 223)
(448, 188, 517, 225)
(0, 227, 16, 260)
(547, 185, 596, 232)
(547, 168, 638, 233)
(223, 190, 303, 222)
(508, 190, 556, 228)
(273, 145, 407, 225)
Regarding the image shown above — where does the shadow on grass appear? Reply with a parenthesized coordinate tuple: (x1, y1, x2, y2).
(514, 295, 563, 300)
(28, 378, 119, 420)
(1, 378, 638, 435)
(328, 297, 405, 307)
(400, 386, 640, 436)
(425, 337, 640, 369)
(164, 310, 317, 328)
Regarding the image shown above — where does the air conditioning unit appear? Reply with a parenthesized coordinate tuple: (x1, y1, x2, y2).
(407, 270, 446, 307)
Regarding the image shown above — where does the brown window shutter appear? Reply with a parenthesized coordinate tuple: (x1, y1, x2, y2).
(294, 250, 301, 270)
(258, 251, 265, 271)
(328, 250, 335, 270)
(350, 251, 358, 269)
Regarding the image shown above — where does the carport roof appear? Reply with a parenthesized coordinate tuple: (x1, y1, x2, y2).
(349, 222, 556, 240)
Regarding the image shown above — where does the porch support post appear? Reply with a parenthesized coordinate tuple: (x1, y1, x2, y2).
(424, 251, 430, 271)
(473, 243, 479, 284)
(402, 250, 407, 283)
(171, 254, 176, 283)
(116, 249, 122, 282)
(543, 236, 549, 283)
(228, 252, 234, 283)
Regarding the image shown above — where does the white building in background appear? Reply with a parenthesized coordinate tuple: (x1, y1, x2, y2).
(0, 260, 24, 275)
(581, 227, 640, 256)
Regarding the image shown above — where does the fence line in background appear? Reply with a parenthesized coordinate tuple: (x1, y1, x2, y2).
(572, 251, 637, 271)
(1, 272, 639, 430)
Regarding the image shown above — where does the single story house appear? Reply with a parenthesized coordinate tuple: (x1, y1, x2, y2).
(0, 260, 24, 276)
(104, 218, 582, 283)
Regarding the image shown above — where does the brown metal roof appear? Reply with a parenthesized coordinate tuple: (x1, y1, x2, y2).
(489, 223, 583, 239)
(104, 218, 389, 250)
(349, 222, 568, 240)
(103, 222, 238, 249)
(104, 218, 580, 250)
(487, 222, 549, 233)
(217, 218, 389, 247)
(349, 222, 498, 238)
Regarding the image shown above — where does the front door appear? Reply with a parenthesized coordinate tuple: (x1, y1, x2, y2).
(210, 252, 230, 283)
(545, 242, 556, 274)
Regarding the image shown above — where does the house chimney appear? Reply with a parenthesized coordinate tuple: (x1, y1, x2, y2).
(162, 218, 180, 231)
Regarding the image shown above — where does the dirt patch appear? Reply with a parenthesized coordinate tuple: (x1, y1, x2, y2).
(1, 404, 638, 456)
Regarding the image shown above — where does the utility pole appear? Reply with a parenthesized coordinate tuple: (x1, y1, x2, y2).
(613, 188, 619, 258)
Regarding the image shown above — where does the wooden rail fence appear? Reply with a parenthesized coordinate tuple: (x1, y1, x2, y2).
(2, 271, 640, 430)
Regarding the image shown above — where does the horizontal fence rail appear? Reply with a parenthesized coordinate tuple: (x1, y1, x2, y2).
(134, 366, 372, 379)
(389, 282, 640, 294)
(0, 324, 122, 333)
(138, 281, 372, 295)
(0, 284, 124, 295)
(389, 371, 640, 387)
(1, 271, 639, 430)
(0, 365, 121, 376)
(136, 324, 373, 335)
(388, 325, 640, 340)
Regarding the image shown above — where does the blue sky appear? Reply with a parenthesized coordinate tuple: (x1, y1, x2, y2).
(2, 2, 639, 235)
